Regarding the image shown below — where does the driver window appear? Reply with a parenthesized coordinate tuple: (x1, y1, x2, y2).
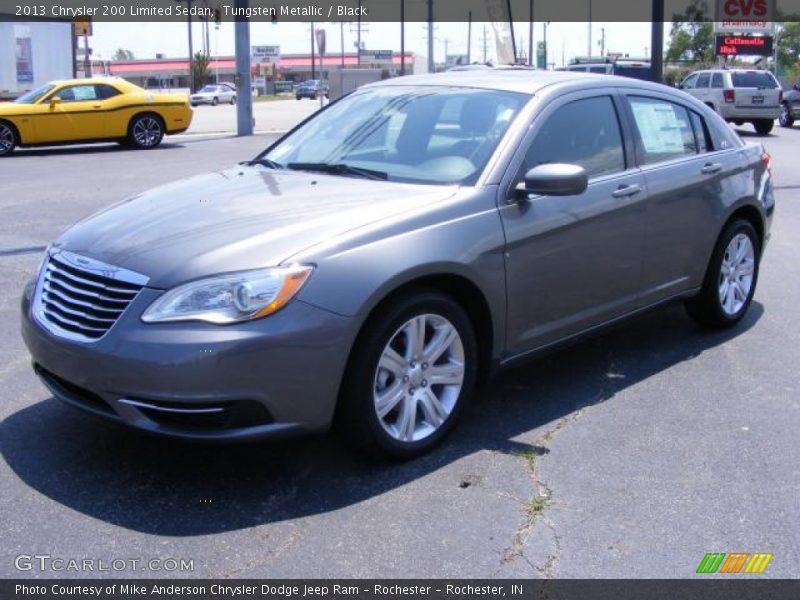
(56, 85, 98, 103)
(519, 95, 626, 182)
(682, 74, 698, 89)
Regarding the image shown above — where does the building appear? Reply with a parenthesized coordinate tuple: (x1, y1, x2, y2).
(0, 19, 74, 99)
(101, 52, 420, 92)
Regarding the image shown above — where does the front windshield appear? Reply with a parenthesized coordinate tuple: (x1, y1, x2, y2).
(14, 84, 55, 104)
(199, 85, 218, 93)
(262, 86, 527, 185)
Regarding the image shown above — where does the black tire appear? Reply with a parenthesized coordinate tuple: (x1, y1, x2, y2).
(230, 95, 237, 105)
(685, 219, 760, 329)
(336, 289, 478, 460)
(296, 95, 301, 101)
(127, 114, 164, 149)
(779, 103, 795, 128)
(211, 97, 219, 106)
(753, 119, 774, 135)
(0, 120, 17, 156)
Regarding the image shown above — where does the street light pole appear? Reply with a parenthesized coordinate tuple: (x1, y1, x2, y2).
(528, 0, 534, 66)
(234, 0, 253, 136)
(427, 0, 434, 72)
(174, 0, 194, 92)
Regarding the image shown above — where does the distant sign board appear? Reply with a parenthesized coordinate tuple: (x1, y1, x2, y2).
(445, 54, 468, 68)
(73, 18, 92, 36)
(359, 49, 393, 64)
(715, 21, 774, 34)
(715, 34, 773, 56)
(251, 45, 280, 64)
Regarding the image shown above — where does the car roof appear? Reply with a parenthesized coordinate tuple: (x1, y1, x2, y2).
(48, 77, 137, 89)
(365, 69, 662, 96)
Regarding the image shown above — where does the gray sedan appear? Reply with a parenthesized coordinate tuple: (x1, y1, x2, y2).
(21, 71, 774, 458)
(190, 84, 236, 106)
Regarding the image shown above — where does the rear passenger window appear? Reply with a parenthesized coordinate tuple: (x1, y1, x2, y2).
(96, 84, 121, 100)
(690, 112, 713, 153)
(696, 73, 711, 88)
(627, 96, 697, 164)
(711, 73, 724, 88)
(522, 96, 626, 179)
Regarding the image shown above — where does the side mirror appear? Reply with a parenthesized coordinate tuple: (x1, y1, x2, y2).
(514, 164, 588, 200)
(49, 96, 61, 108)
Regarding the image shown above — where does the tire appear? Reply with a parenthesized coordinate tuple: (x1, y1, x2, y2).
(685, 219, 760, 329)
(336, 290, 478, 459)
(127, 114, 164, 149)
(779, 103, 795, 128)
(296, 95, 301, 101)
(0, 120, 17, 157)
(211, 97, 219, 106)
(230, 95, 237, 105)
(753, 119, 774, 135)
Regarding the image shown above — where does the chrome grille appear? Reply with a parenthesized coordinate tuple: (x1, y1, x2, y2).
(33, 250, 148, 342)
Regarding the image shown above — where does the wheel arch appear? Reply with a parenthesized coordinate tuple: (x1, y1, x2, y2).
(0, 118, 22, 145)
(127, 111, 165, 135)
(724, 204, 765, 252)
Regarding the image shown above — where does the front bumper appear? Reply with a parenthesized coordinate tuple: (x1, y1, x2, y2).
(189, 97, 214, 105)
(21, 281, 358, 442)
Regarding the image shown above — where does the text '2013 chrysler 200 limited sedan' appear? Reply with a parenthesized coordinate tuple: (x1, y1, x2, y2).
(21, 71, 774, 458)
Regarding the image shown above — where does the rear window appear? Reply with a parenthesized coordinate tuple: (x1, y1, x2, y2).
(731, 72, 778, 89)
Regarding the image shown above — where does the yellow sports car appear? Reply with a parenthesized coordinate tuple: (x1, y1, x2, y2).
(0, 77, 192, 156)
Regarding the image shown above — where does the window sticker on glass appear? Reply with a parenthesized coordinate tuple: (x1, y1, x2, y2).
(630, 101, 685, 154)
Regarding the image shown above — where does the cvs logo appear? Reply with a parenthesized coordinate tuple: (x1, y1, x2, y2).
(721, 0, 769, 18)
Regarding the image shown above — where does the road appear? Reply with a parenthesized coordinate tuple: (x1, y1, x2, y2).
(0, 125, 798, 578)
(188, 98, 321, 134)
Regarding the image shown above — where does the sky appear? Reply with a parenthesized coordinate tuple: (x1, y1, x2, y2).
(90, 21, 666, 67)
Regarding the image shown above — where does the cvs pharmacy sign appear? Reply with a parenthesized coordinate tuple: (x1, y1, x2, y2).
(715, 0, 774, 21)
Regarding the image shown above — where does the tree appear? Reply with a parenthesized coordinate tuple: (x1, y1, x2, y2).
(190, 52, 210, 92)
(112, 48, 134, 61)
(666, 21, 714, 63)
(776, 22, 800, 73)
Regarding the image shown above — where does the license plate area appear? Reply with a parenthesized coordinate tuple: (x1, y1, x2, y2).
(752, 96, 765, 104)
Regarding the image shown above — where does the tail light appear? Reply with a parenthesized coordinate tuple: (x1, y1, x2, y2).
(723, 89, 736, 103)
(761, 152, 772, 175)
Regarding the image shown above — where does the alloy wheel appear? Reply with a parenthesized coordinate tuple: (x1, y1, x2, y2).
(0, 123, 14, 154)
(718, 233, 755, 316)
(373, 314, 465, 443)
(132, 117, 162, 147)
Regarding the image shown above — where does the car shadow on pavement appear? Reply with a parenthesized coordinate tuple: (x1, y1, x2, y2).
(1, 302, 763, 536)
(10, 143, 185, 158)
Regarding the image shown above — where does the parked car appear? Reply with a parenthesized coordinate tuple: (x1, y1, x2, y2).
(779, 80, 800, 128)
(190, 84, 236, 106)
(295, 80, 329, 100)
(0, 77, 192, 156)
(21, 71, 773, 458)
(679, 68, 781, 135)
(560, 57, 654, 81)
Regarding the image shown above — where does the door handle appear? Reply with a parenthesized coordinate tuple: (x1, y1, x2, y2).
(701, 163, 723, 175)
(611, 184, 642, 198)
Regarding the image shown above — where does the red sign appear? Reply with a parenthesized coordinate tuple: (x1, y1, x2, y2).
(716, 0, 773, 20)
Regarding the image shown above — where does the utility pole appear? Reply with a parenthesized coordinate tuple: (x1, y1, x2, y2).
(466, 11, 472, 64)
(506, 0, 517, 62)
(528, 0, 534, 66)
(234, 0, 252, 136)
(357, 0, 362, 65)
(587, 0, 592, 57)
(481, 24, 489, 63)
(174, 0, 194, 92)
(650, 0, 664, 82)
(443, 37, 449, 64)
(427, 0, 434, 72)
(401, 0, 406, 75)
(311, 21, 316, 79)
(340, 21, 345, 67)
(599, 27, 605, 58)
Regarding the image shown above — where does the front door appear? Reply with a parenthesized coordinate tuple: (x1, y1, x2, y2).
(33, 84, 107, 143)
(499, 92, 648, 357)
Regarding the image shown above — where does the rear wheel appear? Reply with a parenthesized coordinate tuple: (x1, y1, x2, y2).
(753, 119, 774, 135)
(0, 121, 17, 156)
(779, 103, 795, 128)
(685, 219, 760, 328)
(336, 290, 478, 459)
(127, 114, 164, 149)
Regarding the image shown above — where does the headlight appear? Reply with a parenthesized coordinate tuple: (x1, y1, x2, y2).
(141, 265, 313, 324)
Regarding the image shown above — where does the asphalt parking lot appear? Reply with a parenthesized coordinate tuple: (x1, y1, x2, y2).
(1, 125, 798, 579)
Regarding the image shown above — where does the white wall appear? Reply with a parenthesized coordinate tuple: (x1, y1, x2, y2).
(0, 21, 73, 95)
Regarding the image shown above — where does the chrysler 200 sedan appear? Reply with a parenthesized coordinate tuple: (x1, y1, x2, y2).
(21, 71, 774, 458)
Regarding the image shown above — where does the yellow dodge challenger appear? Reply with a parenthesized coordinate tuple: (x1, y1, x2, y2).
(0, 77, 192, 156)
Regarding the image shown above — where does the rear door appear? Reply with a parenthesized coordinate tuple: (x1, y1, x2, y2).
(499, 90, 648, 355)
(620, 91, 739, 302)
(731, 71, 781, 110)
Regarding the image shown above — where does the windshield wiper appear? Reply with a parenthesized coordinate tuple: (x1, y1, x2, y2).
(286, 162, 388, 181)
(243, 157, 285, 169)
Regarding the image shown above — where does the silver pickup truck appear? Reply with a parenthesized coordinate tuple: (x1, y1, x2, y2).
(680, 69, 782, 135)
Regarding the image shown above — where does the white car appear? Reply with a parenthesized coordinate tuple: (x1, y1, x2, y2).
(679, 69, 781, 135)
(190, 84, 236, 106)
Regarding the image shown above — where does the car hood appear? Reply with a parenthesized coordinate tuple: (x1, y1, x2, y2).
(54, 165, 457, 288)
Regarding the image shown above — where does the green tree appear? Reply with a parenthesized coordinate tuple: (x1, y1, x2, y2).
(666, 21, 715, 63)
(190, 52, 210, 92)
(112, 48, 134, 61)
(776, 22, 800, 73)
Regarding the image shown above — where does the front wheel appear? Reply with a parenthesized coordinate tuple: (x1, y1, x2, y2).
(779, 103, 795, 128)
(211, 97, 219, 106)
(128, 114, 164, 149)
(230, 95, 237, 105)
(685, 219, 760, 328)
(0, 121, 17, 156)
(336, 290, 478, 459)
(753, 119, 774, 135)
